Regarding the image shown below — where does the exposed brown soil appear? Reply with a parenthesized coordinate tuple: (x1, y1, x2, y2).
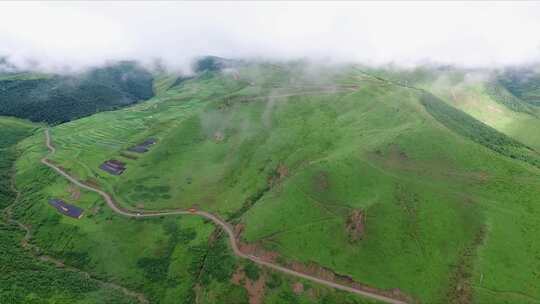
(292, 282, 304, 294)
(83, 178, 100, 188)
(289, 261, 337, 282)
(238, 242, 280, 263)
(346, 209, 366, 242)
(268, 164, 289, 188)
(68, 184, 81, 200)
(246, 274, 266, 304)
(287, 261, 412, 303)
(230, 266, 267, 304)
(43, 129, 409, 304)
(231, 267, 244, 285)
(447, 227, 486, 304)
(277, 164, 289, 179)
(235, 224, 411, 303)
(234, 223, 245, 238)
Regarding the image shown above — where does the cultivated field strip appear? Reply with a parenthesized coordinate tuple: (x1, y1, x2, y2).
(41, 129, 408, 304)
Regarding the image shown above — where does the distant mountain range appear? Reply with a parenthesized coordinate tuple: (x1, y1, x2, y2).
(0, 61, 154, 124)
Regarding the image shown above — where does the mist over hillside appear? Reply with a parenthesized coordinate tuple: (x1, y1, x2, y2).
(0, 61, 154, 124)
(2, 2, 540, 72)
(2, 2, 540, 304)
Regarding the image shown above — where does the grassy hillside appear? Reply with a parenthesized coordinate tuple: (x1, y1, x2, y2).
(417, 67, 540, 152)
(9, 62, 540, 303)
(0, 117, 37, 209)
(496, 66, 540, 106)
(0, 117, 139, 303)
(11, 139, 376, 304)
(11, 91, 376, 304)
(0, 62, 154, 124)
(419, 92, 540, 168)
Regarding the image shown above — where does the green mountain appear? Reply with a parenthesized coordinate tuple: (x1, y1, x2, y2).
(496, 66, 540, 106)
(2, 61, 540, 304)
(0, 61, 154, 124)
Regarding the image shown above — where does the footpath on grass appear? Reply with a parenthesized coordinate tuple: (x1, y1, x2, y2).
(3, 167, 149, 304)
(42, 129, 409, 304)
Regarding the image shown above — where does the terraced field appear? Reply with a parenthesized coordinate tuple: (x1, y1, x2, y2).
(10, 62, 540, 303)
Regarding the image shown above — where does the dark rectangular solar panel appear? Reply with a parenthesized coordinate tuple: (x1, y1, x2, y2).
(48, 199, 84, 218)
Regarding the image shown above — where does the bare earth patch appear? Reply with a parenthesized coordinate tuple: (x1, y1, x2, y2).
(68, 184, 81, 200)
(83, 178, 100, 188)
(234, 223, 245, 238)
(236, 225, 411, 303)
(447, 227, 486, 304)
(230, 266, 267, 304)
(292, 282, 304, 294)
(238, 242, 280, 263)
(286, 261, 413, 303)
(346, 209, 365, 242)
(268, 163, 289, 188)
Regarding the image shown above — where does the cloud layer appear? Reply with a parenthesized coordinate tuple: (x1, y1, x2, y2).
(1, 1, 540, 71)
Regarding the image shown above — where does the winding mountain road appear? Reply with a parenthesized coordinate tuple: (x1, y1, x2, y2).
(41, 129, 407, 304)
(4, 160, 148, 304)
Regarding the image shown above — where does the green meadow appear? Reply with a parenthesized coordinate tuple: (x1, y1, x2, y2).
(5, 62, 540, 303)
(0, 117, 138, 303)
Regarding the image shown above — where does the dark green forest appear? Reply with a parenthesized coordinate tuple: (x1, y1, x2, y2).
(0, 121, 135, 303)
(0, 62, 154, 124)
(420, 92, 540, 168)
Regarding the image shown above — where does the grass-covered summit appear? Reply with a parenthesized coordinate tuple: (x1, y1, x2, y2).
(5, 61, 540, 303)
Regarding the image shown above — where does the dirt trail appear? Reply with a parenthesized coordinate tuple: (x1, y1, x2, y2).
(41, 129, 408, 304)
(2, 165, 148, 304)
(237, 87, 357, 102)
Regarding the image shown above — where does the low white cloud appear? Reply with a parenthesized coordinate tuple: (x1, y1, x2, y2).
(1, 1, 539, 72)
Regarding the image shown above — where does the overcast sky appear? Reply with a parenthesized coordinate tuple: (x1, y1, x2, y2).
(1, 1, 540, 72)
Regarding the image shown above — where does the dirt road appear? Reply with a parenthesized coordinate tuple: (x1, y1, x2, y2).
(41, 129, 408, 304)
(3, 162, 148, 304)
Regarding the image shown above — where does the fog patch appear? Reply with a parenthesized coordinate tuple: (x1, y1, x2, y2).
(2, 2, 540, 73)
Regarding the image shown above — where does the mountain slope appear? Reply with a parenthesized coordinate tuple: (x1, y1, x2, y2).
(497, 66, 540, 106)
(0, 61, 154, 124)
(0, 117, 143, 304)
(414, 67, 540, 152)
(9, 62, 540, 304)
